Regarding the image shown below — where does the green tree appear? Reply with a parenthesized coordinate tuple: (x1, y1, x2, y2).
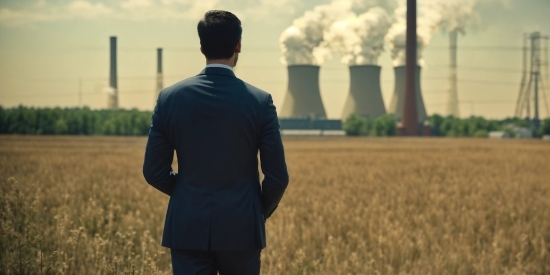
(370, 115, 396, 136)
(54, 119, 68, 135)
(537, 118, 550, 136)
(343, 114, 368, 136)
(473, 129, 489, 138)
(0, 106, 6, 133)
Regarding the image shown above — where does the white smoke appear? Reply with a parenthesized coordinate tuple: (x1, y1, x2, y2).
(385, 0, 479, 67)
(385, 1, 442, 67)
(348, 0, 398, 14)
(279, 0, 396, 66)
(281, 0, 478, 66)
(324, 7, 392, 65)
(439, 0, 477, 34)
(279, 1, 352, 65)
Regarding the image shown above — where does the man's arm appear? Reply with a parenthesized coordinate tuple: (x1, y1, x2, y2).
(143, 93, 177, 196)
(259, 94, 289, 219)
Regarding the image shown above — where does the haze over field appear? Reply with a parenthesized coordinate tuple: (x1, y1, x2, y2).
(0, 0, 549, 119)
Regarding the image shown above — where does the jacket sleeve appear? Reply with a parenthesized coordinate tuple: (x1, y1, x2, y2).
(143, 93, 177, 196)
(259, 94, 289, 219)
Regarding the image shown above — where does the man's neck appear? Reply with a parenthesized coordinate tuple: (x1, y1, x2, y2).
(206, 59, 234, 67)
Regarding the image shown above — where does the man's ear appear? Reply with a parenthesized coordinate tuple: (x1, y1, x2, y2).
(235, 41, 241, 53)
(200, 47, 205, 55)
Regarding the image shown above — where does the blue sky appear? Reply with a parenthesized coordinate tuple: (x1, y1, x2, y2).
(0, 0, 549, 119)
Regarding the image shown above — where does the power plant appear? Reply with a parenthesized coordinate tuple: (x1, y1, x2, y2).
(107, 36, 118, 109)
(341, 65, 386, 119)
(388, 65, 427, 123)
(280, 65, 327, 118)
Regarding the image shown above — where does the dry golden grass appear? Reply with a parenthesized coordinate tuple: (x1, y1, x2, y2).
(0, 136, 549, 275)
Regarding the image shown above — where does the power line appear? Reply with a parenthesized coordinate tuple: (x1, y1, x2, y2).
(427, 100, 516, 106)
(65, 46, 281, 52)
(430, 65, 523, 74)
(58, 44, 530, 53)
(428, 46, 523, 51)
(0, 89, 156, 98)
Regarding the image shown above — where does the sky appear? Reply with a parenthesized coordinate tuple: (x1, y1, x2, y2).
(0, 0, 549, 119)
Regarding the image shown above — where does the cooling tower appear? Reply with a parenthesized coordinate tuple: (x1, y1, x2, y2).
(388, 66, 427, 122)
(107, 36, 118, 109)
(280, 65, 326, 118)
(341, 65, 386, 119)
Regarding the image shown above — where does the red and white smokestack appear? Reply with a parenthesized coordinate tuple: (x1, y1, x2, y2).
(280, 65, 327, 118)
(341, 65, 386, 119)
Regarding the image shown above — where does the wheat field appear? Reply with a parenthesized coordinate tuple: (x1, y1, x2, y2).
(0, 136, 549, 275)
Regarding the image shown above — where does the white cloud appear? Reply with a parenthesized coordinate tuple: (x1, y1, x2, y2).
(67, 1, 113, 18)
(0, 0, 113, 25)
(34, 0, 47, 9)
(0, 0, 300, 26)
(120, 0, 154, 10)
(240, 0, 301, 22)
(181, 0, 220, 21)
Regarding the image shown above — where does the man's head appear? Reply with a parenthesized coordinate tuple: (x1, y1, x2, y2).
(198, 10, 242, 66)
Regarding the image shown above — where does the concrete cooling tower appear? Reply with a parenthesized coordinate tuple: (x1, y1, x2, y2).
(280, 65, 327, 118)
(388, 66, 427, 122)
(341, 65, 386, 119)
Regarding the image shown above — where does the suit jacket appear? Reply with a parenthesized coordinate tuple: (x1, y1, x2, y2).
(143, 67, 289, 251)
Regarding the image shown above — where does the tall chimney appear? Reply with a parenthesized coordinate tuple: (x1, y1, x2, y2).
(108, 36, 118, 109)
(388, 65, 427, 123)
(156, 48, 164, 101)
(280, 65, 326, 118)
(341, 65, 386, 119)
(402, 0, 418, 135)
(446, 30, 459, 117)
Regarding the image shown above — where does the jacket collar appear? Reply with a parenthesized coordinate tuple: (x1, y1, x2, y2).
(198, 67, 236, 78)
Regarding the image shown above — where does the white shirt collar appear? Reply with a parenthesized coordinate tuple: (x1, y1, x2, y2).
(205, 63, 234, 71)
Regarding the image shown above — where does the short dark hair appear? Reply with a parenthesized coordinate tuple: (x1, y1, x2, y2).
(197, 10, 242, 60)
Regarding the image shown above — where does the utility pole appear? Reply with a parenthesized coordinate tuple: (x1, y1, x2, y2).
(532, 32, 541, 129)
(515, 32, 549, 131)
(515, 33, 528, 118)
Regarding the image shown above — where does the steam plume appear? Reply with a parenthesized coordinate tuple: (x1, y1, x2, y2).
(439, 0, 477, 34)
(325, 7, 392, 65)
(385, 1, 441, 67)
(279, 2, 352, 65)
(385, 0, 478, 67)
(279, 0, 395, 66)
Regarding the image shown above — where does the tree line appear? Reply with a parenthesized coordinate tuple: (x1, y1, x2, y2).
(1, 106, 549, 137)
(0, 106, 151, 136)
(344, 113, 550, 137)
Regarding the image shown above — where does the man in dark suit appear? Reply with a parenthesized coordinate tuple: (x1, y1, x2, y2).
(143, 10, 289, 275)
